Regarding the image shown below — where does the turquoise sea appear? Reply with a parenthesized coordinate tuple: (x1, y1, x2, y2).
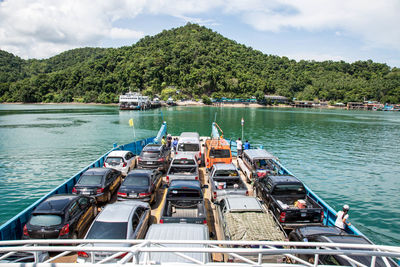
(0, 104, 399, 245)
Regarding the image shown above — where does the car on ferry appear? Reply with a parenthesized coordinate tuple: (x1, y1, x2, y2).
(204, 138, 232, 170)
(104, 150, 136, 176)
(117, 169, 162, 203)
(176, 132, 201, 164)
(23, 194, 97, 239)
(289, 226, 399, 267)
(237, 149, 278, 183)
(137, 144, 171, 172)
(209, 163, 248, 202)
(77, 201, 150, 263)
(139, 223, 210, 264)
(72, 168, 122, 203)
(166, 153, 199, 184)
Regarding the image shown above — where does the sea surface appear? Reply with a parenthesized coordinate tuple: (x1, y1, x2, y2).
(0, 104, 399, 246)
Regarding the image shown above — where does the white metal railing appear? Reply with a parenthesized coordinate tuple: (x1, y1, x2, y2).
(0, 239, 399, 266)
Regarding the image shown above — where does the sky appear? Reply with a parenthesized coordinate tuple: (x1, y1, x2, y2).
(0, 0, 399, 67)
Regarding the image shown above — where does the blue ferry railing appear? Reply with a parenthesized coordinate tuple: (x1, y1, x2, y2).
(0, 130, 161, 241)
(228, 140, 364, 237)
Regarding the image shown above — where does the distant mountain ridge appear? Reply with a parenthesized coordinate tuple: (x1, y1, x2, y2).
(0, 23, 399, 103)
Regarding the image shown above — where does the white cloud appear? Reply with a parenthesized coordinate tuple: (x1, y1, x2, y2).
(0, 0, 398, 59)
(227, 0, 400, 50)
(110, 28, 144, 40)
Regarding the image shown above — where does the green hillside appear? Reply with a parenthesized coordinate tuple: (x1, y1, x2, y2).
(0, 23, 399, 103)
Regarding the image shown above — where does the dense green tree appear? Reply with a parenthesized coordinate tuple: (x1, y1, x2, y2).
(0, 23, 399, 104)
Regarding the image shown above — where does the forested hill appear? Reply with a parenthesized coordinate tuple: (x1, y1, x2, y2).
(1, 23, 399, 103)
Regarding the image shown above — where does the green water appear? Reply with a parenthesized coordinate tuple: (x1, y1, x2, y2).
(0, 104, 399, 245)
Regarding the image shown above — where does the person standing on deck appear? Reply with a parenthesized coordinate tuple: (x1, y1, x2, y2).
(161, 136, 166, 146)
(167, 134, 172, 148)
(335, 205, 351, 230)
(244, 140, 250, 150)
(236, 138, 243, 157)
(172, 138, 178, 152)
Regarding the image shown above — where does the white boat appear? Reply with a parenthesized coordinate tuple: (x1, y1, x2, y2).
(119, 92, 150, 110)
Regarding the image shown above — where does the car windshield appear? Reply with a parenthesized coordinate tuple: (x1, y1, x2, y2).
(105, 157, 123, 165)
(124, 175, 149, 186)
(141, 151, 160, 158)
(173, 159, 196, 165)
(30, 215, 62, 226)
(168, 166, 196, 174)
(77, 175, 103, 185)
(86, 222, 128, 239)
(168, 189, 200, 198)
(272, 184, 306, 195)
(210, 149, 231, 158)
(214, 170, 239, 177)
(178, 143, 199, 152)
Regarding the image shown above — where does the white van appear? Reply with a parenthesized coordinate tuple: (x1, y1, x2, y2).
(140, 223, 210, 264)
(177, 132, 201, 164)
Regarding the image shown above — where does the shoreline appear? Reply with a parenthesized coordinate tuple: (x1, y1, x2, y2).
(1, 101, 348, 110)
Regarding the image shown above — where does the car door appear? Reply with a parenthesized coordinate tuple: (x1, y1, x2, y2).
(108, 170, 121, 194)
(133, 207, 150, 239)
(68, 199, 84, 237)
(76, 196, 95, 233)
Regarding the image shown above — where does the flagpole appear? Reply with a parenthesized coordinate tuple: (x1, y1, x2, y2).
(241, 117, 244, 141)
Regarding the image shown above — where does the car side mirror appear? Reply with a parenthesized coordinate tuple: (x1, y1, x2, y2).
(202, 185, 209, 189)
(163, 184, 169, 189)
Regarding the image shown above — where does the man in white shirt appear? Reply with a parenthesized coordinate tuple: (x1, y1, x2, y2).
(236, 138, 243, 157)
(335, 204, 351, 230)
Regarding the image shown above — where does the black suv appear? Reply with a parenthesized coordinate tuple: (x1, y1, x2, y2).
(289, 226, 398, 267)
(137, 144, 171, 172)
(73, 168, 122, 203)
(23, 194, 97, 239)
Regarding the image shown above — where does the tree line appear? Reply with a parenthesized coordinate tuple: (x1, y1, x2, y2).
(0, 23, 399, 104)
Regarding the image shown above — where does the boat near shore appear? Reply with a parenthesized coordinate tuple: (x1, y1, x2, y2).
(0, 122, 399, 265)
(119, 92, 151, 110)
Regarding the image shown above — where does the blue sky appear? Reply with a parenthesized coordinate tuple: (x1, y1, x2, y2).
(1, 0, 399, 67)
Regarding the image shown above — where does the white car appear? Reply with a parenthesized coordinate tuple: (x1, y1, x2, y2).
(104, 150, 136, 176)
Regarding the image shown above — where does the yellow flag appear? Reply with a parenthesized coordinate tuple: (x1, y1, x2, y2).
(129, 118, 134, 127)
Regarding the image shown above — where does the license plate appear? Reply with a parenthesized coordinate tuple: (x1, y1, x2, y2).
(301, 213, 306, 217)
(128, 193, 137, 197)
(82, 191, 90, 195)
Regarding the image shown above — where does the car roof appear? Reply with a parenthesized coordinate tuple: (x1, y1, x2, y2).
(178, 137, 200, 144)
(213, 163, 237, 171)
(268, 175, 300, 183)
(107, 150, 131, 157)
(316, 234, 371, 244)
(174, 153, 196, 160)
(127, 169, 154, 176)
(243, 149, 275, 159)
(296, 226, 345, 237)
(96, 202, 148, 222)
(82, 167, 110, 175)
(143, 144, 162, 151)
(143, 223, 209, 263)
(34, 194, 79, 214)
(225, 196, 263, 212)
(179, 132, 200, 139)
(169, 179, 201, 189)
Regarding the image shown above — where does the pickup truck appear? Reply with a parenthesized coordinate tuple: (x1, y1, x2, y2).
(166, 153, 199, 184)
(237, 149, 282, 183)
(215, 196, 286, 263)
(254, 175, 324, 229)
(209, 163, 248, 202)
(160, 179, 208, 224)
